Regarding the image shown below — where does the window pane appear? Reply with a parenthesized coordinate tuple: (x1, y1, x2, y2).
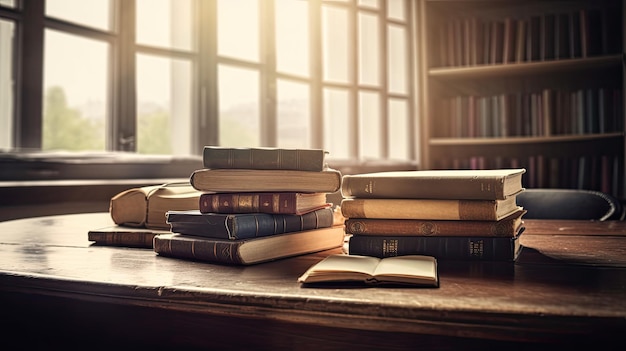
(359, 91, 381, 158)
(388, 24, 407, 94)
(218, 65, 260, 147)
(217, 0, 259, 62)
(43, 30, 107, 151)
(358, 13, 380, 86)
(324, 88, 350, 159)
(277, 80, 310, 148)
(0, 19, 13, 149)
(389, 98, 409, 159)
(137, 0, 194, 51)
(388, 0, 406, 22)
(322, 5, 349, 83)
(358, 0, 379, 9)
(136, 54, 192, 155)
(46, 0, 112, 31)
(0, 0, 15, 8)
(275, 0, 309, 77)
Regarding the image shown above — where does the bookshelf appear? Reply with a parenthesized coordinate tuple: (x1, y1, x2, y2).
(418, 0, 625, 199)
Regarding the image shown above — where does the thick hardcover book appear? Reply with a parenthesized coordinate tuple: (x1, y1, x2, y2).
(344, 209, 526, 237)
(341, 168, 525, 200)
(340, 196, 522, 221)
(153, 225, 345, 265)
(348, 232, 524, 261)
(166, 207, 334, 240)
(88, 225, 170, 248)
(298, 254, 439, 287)
(190, 168, 342, 193)
(109, 182, 202, 230)
(202, 146, 328, 172)
(199, 192, 330, 215)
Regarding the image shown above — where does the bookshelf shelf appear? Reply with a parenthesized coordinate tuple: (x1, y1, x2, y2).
(419, 0, 625, 198)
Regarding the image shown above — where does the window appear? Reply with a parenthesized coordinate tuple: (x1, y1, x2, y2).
(1, 0, 416, 162)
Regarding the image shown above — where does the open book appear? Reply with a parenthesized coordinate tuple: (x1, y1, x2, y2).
(298, 254, 439, 287)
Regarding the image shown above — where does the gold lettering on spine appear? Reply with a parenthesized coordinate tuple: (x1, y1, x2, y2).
(273, 193, 280, 212)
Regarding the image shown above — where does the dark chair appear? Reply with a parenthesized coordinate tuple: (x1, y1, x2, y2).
(516, 188, 624, 221)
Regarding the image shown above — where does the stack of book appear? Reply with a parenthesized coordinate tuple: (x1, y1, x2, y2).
(153, 146, 346, 265)
(339, 168, 527, 261)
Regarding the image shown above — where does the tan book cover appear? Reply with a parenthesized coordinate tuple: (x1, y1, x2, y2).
(298, 254, 439, 287)
(109, 183, 202, 230)
(340, 196, 522, 221)
(341, 168, 525, 200)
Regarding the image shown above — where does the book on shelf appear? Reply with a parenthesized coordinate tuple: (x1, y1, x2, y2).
(202, 146, 328, 172)
(166, 207, 335, 240)
(88, 225, 170, 249)
(190, 168, 342, 193)
(297, 254, 439, 288)
(340, 196, 523, 221)
(199, 191, 331, 215)
(109, 182, 202, 230)
(344, 209, 526, 237)
(341, 168, 525, 200)
(348, 230, 524, 262)
(153, 225, 346, 265)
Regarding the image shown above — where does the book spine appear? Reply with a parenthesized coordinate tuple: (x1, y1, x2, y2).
(340, 199, 499, 221)
(348, 235, 519, 261)
(88, 232, 156, 248)
(202, 147, 326, 171)
(170, 208, 334, 240)
(341, 176, 506, 200)
(153, 235, 244, 264)
(200, 192, 298, 214)
(344, 218, 517, 237)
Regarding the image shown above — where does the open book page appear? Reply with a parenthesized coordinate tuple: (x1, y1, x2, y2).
(298, 254, 439, 287)
(372, 255, 438, 285)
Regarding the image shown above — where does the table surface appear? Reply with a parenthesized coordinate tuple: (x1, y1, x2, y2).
(1, 212, 625, 349)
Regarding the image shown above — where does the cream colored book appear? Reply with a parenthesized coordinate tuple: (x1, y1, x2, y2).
(298, 254, 439, 287)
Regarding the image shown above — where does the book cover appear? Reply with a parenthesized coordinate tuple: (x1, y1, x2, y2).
(199, 192, 331, 215)
(202, 146, 328, 172)
(341, 168, 525, 200)
(297, 254, 439, 287)
(348, 231, 524, 261)
(344, 209, 526, 237)
(166, 207, 334, 240)
(340, 196, 522, 221)
(88, 225, 171, 248)
(153, 225, 346, 265)
(109, 182, 202, 230)
(190, 168, 342, 193)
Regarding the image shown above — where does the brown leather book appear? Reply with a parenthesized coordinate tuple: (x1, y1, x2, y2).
(199, 192, 330, 215)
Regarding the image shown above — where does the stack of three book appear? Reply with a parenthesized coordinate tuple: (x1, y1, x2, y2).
(340, 168, 527, 262)
(153, 146, 346, 265)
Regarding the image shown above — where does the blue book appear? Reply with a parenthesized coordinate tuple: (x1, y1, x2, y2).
(166, 207, 334, 240)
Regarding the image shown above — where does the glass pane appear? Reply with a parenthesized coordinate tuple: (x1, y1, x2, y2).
(46, 0, 112, 31)
(217, 0, 259, 62)
(322, 5, 349, 83)
(0, 19, 13, 149)
(359, 91, 381, 158)
(324, 88, 350, 159)
(389, 98, 409, 160)
(358, 13, 380, 86)
(387, 0, 406, 21)
(0, 0, 15, 8)
(43, 30, 108, 151)
(358, 0, 379, 9)
(218, 65, 260, 147)
(277, 80, 310, 148)
(136, 54, 192, 155)
(388, 24, 407, 94)
(137, 0, 193, 51)
(275, 0, 309, 77)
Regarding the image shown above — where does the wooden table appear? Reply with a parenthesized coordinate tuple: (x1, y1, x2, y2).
(1, 213, 625, 350)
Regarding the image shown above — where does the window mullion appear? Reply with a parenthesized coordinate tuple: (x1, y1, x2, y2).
(18, 0, 45, 149)
(197, 0, 218, 150)
(260, 0, 277, 146)
(309, 0, 323, 149)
